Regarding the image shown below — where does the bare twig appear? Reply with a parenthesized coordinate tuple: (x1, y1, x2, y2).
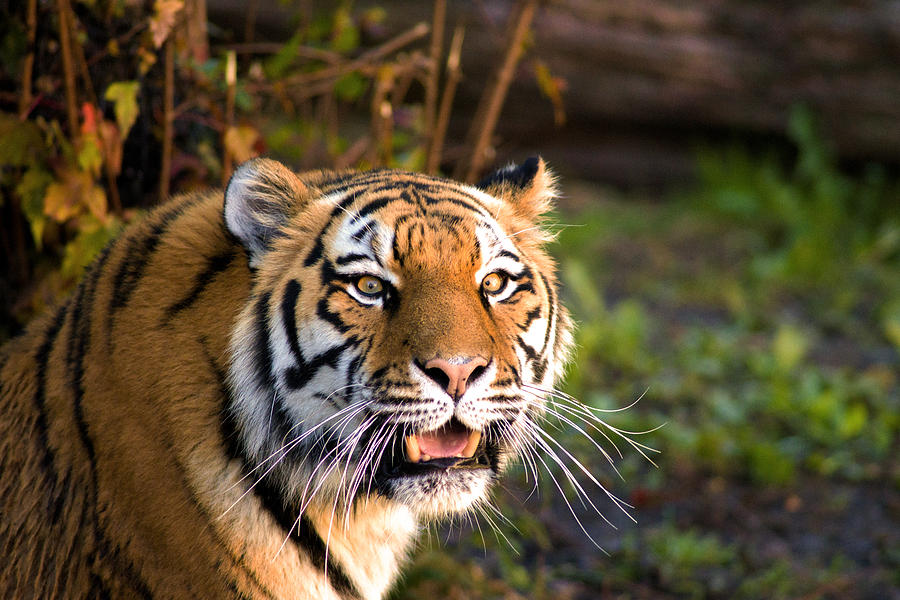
(454, 0, 538, 182)
(222, 50, 237, 185)
(19, 0, 37, 118)
(220, 43, 342, 64)
(159, 38, 174, 204)
(334, 135, 370, 170)
(423, 0, 446, 157)
(426, 25, 464, 174)
(56, 0, 79, 136)
(66, 4, 97, 106)
(244, 0, 258, 44)
(182, 0, 209, 65)
(281, 22, 429, 88)
(369, 65, 395, 167)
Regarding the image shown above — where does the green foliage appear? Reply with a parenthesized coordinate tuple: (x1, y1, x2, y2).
(692, 106, 900, 287)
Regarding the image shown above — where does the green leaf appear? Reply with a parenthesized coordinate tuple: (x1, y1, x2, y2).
(0, 112, 45, 167)
(329, 7, 359, 54)
(772, 325, 808, 373)
(77, 136, 104, 176)
(104, 81, 140, 140)
(334, 71, 367, 101)
(16, 167, 53, 249)
(264, 31, 302, 79)
(60, 214, 121, 280)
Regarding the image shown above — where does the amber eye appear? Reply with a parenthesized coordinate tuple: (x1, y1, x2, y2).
(481, 272, 506, 295)
(355, 275, 384, 297)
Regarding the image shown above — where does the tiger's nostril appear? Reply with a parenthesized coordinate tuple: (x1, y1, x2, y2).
(423, 367, 451, 393)
(421, 356, 489, 399)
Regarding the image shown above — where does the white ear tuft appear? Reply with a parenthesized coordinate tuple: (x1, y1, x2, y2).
(224, 158, 306, 267)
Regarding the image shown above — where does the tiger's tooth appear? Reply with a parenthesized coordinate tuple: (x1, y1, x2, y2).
(405, 435, 421, 463)
(461, 430, 481, 458)
(421, 454, 432, 462)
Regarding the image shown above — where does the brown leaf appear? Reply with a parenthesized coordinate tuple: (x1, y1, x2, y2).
(98, 120, 123, 176)
(224, 125, 261, 164)
(150, 0, 184, 48)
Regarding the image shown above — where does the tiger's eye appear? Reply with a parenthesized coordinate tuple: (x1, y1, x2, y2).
(355, 275, 384, 297)
(481, 272, 506, 295)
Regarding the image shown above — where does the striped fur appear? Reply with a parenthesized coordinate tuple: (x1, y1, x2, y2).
(0, 157, 572, 599)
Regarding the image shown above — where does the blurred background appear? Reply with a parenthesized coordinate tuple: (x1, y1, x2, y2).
(1, 1, 898, 598)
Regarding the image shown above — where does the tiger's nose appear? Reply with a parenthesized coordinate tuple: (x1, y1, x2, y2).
(422, 356, 489, 400)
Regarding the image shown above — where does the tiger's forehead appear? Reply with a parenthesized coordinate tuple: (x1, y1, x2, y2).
(315, 177, 518, 274)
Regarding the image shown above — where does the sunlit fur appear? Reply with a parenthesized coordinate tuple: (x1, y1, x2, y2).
(0, 157, 578, 599)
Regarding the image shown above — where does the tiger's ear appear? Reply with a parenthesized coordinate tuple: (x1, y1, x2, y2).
(225, 158, 307, 267)
(476, 156, 556, 222)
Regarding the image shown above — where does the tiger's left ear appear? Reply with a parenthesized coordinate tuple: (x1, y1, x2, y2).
(476, 156, 557, 222)
(224, 157, 308, 267)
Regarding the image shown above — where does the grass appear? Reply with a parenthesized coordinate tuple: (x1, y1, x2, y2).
(391, 111, 900, 598)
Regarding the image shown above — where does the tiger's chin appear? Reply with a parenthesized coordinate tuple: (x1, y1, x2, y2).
(374, 418, 502, 519)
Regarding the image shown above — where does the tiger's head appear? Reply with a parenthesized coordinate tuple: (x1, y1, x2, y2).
(224, 158, 572, 521)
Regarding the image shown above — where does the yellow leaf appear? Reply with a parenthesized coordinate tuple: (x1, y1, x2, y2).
(104, 81, 140, 140)
(224, 125, 261, 163)
(43, 180, 81, 222)
(43, 169, 108, 224)
(533, 60, 567, 126)
(149, 0, 184, 48)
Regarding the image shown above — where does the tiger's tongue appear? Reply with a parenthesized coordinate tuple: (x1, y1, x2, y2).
(417, 427, 469, 458)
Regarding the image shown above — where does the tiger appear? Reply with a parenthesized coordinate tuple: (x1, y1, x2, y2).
(0, 156, 573, 599)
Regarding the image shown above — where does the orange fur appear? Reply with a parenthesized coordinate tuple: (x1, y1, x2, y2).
(0, 158, 571, 599)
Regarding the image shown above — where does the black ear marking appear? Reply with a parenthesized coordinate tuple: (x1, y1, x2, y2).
(475, 156, 556, 222)
(224, 158, 306, 267)
(476, 156, 541, 191)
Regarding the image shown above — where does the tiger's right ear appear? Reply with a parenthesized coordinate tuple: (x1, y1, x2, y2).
(224, 158, 307, 267)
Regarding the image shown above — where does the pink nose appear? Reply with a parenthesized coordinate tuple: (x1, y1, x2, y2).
(422, 356, 489, 399)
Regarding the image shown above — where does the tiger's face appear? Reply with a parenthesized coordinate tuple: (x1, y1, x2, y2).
(225, 158, 572, 520)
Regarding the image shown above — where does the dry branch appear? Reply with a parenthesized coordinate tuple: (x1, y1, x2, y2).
(369, 65, 396, 167)
(281, 22, 429, 88)
(56, 0, 79, 136)
(159, 38, 174, 204)
(19, 0, 37, 117)
(454, 0, 538, 182)
(222, 50, 237, 184)
(426, 25, 464, 174)
(423, 0, 446, 162)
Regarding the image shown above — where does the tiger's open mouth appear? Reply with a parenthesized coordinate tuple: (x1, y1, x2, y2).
(385, 418, 492, 475)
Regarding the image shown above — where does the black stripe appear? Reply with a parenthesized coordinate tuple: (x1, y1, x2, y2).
(353, 195, 403, 221)
(64, 247, 155, 599)
(21, 301, 70, 591)
(518, 306, 542, 331)
(219, 383, 362, 600)
(163, 249, 237, 321)
(316, 294, 352, 334)
(284, 342, 352, 391)
(538, 272, 557, 355)
(109, 198, 196, 322)
(294, 516, 362, 599)
(503, 282, 535, 302)
(335, 253, 373, 266)
(280, 281, 303, 363)
(304, 192, 361, 267)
